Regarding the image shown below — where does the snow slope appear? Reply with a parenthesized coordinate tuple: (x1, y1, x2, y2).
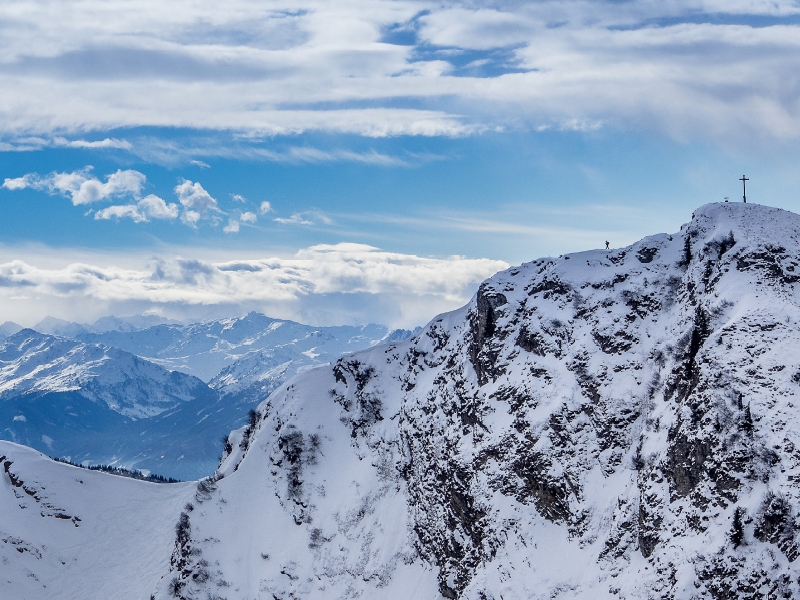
(0, 441, 194, 600)
(156, 203, 800, 599)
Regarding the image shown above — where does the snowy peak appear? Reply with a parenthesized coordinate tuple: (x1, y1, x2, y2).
(89, 314, 180, 333)
(31, 317, 89, 339)
(0, 321, 22, 342)
(30, 314, 179, 337)
(161, 202, 800, 599)
(0, 329, 210, 419)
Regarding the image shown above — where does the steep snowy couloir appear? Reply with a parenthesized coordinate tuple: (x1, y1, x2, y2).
(50, 203, 800, 599)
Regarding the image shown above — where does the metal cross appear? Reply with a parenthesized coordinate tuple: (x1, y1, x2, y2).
(739, 175, 749, 203)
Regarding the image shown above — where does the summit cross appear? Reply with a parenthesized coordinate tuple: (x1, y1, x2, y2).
(740, 175, 749, 203)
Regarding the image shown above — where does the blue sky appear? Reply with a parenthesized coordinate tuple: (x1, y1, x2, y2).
(2, 0, 800, 328)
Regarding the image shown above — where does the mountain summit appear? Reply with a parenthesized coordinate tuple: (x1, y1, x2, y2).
(164, 203, 800, 599)
(3, 203, 800, 599)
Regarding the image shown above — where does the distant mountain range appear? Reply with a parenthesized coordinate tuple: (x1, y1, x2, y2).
(76, 311, 395, 382)
(0, 314, 415, 479)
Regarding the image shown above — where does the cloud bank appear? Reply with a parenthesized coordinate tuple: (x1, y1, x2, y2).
(0, 1, 798, 144)
(0, 243, 508, 328)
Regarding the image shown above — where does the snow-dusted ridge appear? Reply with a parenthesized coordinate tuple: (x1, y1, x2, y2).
(5, 203, 800, 599)
(0, 441, 194, 599)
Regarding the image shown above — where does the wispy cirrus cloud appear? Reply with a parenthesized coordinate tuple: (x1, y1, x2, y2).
(0, 243, 508, 328)
(0, 1, 798, 145)
(52, 137, 131, 150)
(117, 136, 421, 167)
(0, 137, 132, 152)
(274, 210, 332, 226)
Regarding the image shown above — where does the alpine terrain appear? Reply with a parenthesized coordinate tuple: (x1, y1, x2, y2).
(3, 202, 800, 599)
(1, 317, 407, 480)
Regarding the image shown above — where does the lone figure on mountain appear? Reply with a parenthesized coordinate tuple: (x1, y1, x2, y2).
(605, 241, 610, 250)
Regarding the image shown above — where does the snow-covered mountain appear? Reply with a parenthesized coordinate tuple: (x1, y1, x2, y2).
(77, 312, 397, 382)
(0, 320, 22, 342)
(0, 321, 410, 481)
(160, 202, 800, 599)
(0, 329, 210, 419)
(6, 202, 800, 599)
(31, 316, 91, 339)
(32, 314, 179, 337)
(0, 329, 222, 478)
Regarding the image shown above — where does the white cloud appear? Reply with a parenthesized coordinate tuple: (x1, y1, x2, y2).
(181, 210, 202, 226)
(259, 201, 272, 214)
(2, 175, 35, 190)
(274, 213, 315, 226)
(218, 209, 258, 234)
(3, 167, 146, 205)
(175, 179, 218, 213)
(231, 194, 246, 202)
(95, 204, 147, 223)
(0, 244, 509, 328)
(95, 195, 179, 223)
(1, 1, 798, 144)
(174, 179, 221, 225)
(53, 137, 132, 149)
(138, 194, 180, 220)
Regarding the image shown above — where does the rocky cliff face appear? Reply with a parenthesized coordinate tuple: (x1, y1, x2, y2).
(153, 203, 799, 599)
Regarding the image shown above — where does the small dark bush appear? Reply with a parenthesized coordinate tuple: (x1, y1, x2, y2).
(730, 507, 745, 548)
(175, 512, 191, 547)
(169, 577, 184, 597)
